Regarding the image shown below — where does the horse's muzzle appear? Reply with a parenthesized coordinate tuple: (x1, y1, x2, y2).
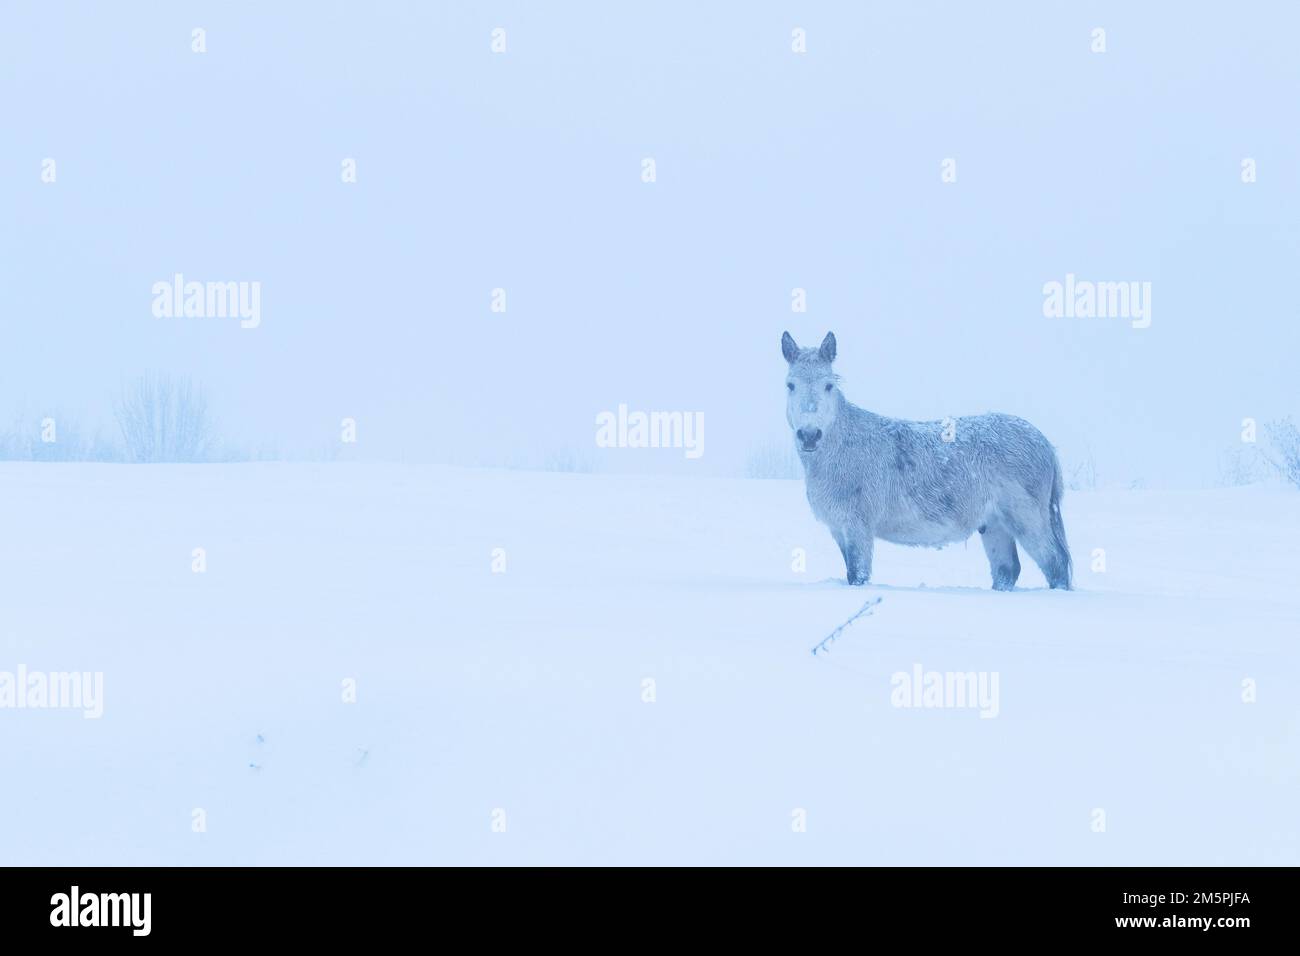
(797, 428, 822, 452)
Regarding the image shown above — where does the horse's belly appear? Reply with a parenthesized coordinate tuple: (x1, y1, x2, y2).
(877, 516, 973, 548)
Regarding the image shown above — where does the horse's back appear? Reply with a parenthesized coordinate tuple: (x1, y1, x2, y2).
(956, 412, 1060, 495)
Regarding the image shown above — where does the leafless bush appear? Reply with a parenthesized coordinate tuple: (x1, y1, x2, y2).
(1216, 444, 1265, 487)
(114, 374, 217, 462)
(1065, 451, 1098, 491)
(1261, 418, 1300, 490)
(0, 413, 121, 462)
(541, 447, 598, 473)
(745, 440, 802, 479)
(27, 414, 88, 462)
(0, 425, 20, 460)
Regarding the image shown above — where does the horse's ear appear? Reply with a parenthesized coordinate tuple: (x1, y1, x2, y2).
(819, 332, 837, 363)
(781, 331, 799, 363)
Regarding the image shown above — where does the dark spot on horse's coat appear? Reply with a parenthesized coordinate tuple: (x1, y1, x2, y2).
(891, 427, 917, 474)
(978, 524, 987, 534)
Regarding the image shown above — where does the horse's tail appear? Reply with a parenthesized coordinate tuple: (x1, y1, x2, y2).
(1048, 456, 1072, 590)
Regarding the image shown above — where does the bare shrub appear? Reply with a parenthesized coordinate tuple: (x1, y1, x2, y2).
(541, 448, 598, 473)
(745, 440, 802, 479)
(1217, 444, 1265, 487)
(1065, 451, 1098, 491)
(0, 413, 121, 462)
(1262, 418, 1300, 489)
(114, 374, 217, 462)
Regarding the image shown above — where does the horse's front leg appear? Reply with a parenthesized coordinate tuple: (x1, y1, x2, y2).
(834, 518, 874, 586)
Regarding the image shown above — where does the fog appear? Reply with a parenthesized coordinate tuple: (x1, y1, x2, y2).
(4, 2, 1297, 484)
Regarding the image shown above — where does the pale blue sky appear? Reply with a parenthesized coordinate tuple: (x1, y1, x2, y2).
(3, 1, 1298, 482)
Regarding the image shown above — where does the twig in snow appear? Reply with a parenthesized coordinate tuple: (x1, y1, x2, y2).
(811, 597, 882, 656)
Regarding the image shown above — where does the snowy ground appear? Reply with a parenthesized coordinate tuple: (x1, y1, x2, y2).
(2, 462, 1296, 865)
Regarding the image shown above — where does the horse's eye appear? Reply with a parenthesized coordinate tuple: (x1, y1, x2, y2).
(824, 383, 833, 392)
(787, 382, 795, 391)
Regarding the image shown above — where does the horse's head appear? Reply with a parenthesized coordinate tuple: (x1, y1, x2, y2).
(781, 331, 840, 454)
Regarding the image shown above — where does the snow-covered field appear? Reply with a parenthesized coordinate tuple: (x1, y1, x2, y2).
(2, 463, 1296, 865)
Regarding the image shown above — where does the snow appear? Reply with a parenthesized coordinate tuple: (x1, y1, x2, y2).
(2, 463, 1297, 864)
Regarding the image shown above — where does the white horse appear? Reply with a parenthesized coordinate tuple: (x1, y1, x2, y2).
(783, 331, 1072, 590)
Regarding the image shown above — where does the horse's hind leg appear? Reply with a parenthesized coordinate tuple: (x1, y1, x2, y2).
(979, 521, 1020, 591)
(1009, 508, 1071, 590)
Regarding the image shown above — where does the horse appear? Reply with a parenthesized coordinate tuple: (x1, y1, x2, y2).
(782, 331, 1072, 590)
